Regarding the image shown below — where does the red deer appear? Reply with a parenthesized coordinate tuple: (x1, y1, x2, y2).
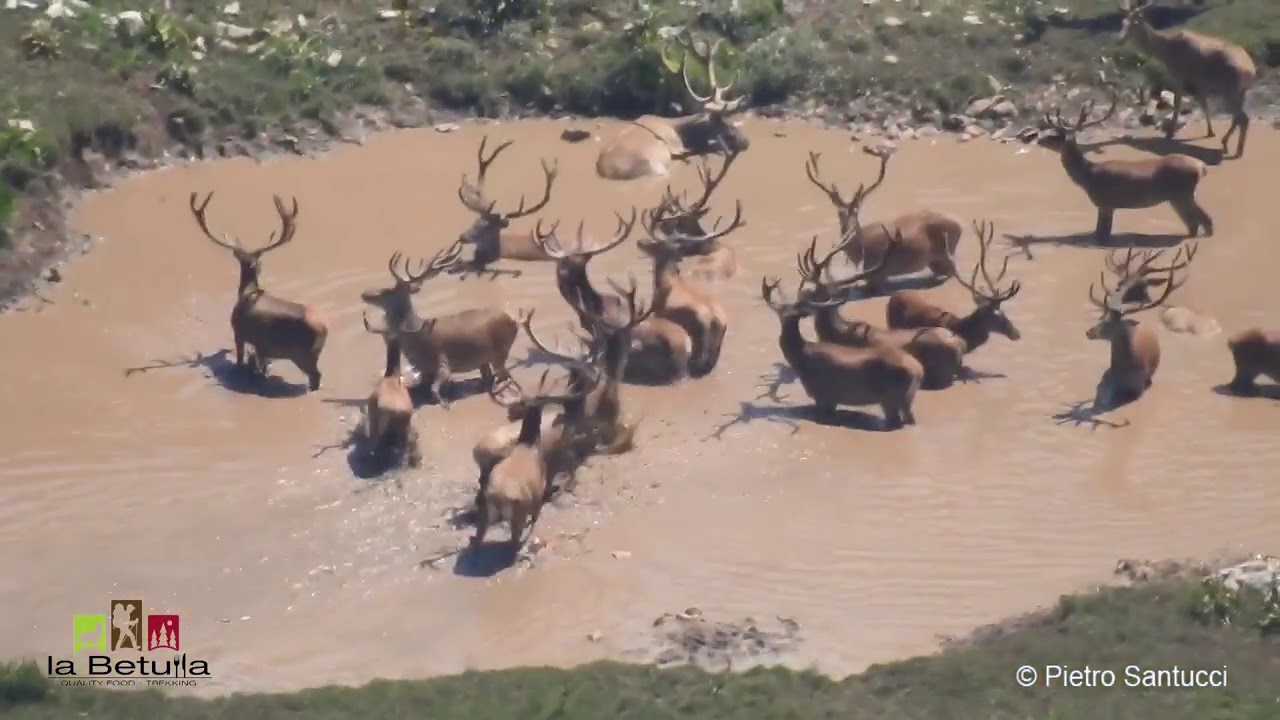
(886, 220, 1022, 354)
(456, 135, 559, 277)
(1225, 328, 1280, 395)
(761, 276, 923, 430)
(596, 31, 749, 181)
(1085, 241, 1198, 405)
(1037, 84, 1213, 244)
(650, 145, 744, 281)
(1119, 0, 1257, 158)
(360, 312, 416, 462)
(359, 243, 518, 407)
(796, 233, 967, 390)
(187, 191, 328, 391)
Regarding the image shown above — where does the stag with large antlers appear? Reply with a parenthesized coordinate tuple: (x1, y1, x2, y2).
(796, 234, 967, 390)
(762, 276, 923, 429)
(886, 220, 1022, 355)
(359, 243, 519, 406)
(1119, 0, 1256, 159)
(455, 136, 560, 277)
(596, 30, 750, 181)
(650, 146, 744, 281)
(1225, 328, 1280, 396)
(1086, 241, 1198, 406)
(188, 191, 328, 391)
(804, 146, 961, 294)
(360, 312, 416, 462)
(1038, 84, 1213, 244)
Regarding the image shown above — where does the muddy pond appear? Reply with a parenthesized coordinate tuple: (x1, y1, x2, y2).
(0, 117, 1276, 694)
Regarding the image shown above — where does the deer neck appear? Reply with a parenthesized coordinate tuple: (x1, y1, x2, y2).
(777, 316, 808, 371)
(1058, 142, 1096, 190)
(382, 340, 401, 379)
(516, 404, 546, 446)
(559, 263, 603, 316)
(953, 311, 992, 352)
(384, 296, 424, 333)
(1130, 18, 1174, 59)
(650, 255, 679, 306)
(237, 267, 263, 299)
(1108, 320, 1141, 370)
(813, 306, 853, 342)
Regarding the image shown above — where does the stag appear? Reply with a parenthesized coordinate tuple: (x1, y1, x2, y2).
(1119, 0, 1256, 158)
(803, 146, 962, 295)
(796, 234, 967, 390)
(456, 136, 559, 277)
(886, 220, 1022, 355)
(1225, 328, 1280, 396)
(596, 31, 749, 181)
(360, 312, 415, 460)
(762, 276, 922, 429)
(188, 192, 328, 391)
(1085, 241, 1198, 406)
(1037, 84, 1213, 244)
(359, 244, 519, 406)
(650, 146, 744, 281)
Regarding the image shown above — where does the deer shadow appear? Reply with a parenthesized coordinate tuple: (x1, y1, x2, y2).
(706, 399, 893, 438)
(954, 366, 1007, 386)
(313, 401, 422, 481)
(450, 541, 524, 577)
(1212, 382, 1280, 401)
(123, 349, 308, 398)
(1003, 230, 1185, 257)
(1084, 135, 1225, 166)
(1050, 400, 1133, 430)
(838, 272, 949, 301)
(406, 375, 493, 408)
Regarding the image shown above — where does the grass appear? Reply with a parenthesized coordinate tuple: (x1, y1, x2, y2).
(3, 571, 1280, 719)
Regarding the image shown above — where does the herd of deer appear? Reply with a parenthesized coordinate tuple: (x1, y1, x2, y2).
(177, 3, 1278, 553)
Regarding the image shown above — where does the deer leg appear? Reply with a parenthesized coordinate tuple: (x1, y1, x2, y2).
(1229, 366, 1258, 395)
(293, 354, 321, 391)
(1093, 208, 1115, 244)
(508, 507, 528, 549)
(429, 359, 452, 409)
(1170, 198, 1211, 238)
(1194, 93, 1215, 138)
(470, 497, 490, 548)
(1223, 101, 1249, 158)
(1164, 93, 1183, 139)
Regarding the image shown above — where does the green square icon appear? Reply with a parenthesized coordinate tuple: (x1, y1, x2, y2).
(73, 614, 106, 653)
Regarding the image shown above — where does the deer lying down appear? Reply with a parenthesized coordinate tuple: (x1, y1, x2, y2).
(1038, 84, 1213, 244)
(762, 277, 923, 429)
(188, 192, 328, 391)
(455, 136, 560, 278)
(1086, 242, 1198, 406)
(1226, 328, 1280, 395)
(797, 234, 966, 390)
(595, 31, 749, 181)
(472, 371, 593, 550)
(361, 312, 416, 461)
(886, 220, 1022, 354)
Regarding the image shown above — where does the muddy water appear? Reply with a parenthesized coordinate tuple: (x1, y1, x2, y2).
(1, 118, 1277, 694)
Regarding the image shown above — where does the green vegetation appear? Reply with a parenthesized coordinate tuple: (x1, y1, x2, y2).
(3, 572, 1280, 719)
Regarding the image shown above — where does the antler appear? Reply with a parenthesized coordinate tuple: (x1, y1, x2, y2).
(796, 233, 855, 287)
(1044, 83, 1119, 135)
(188, 191, 240, 251)
(804, 148, 890, 238)
(457, 136, 559, 220)
(487, 368, 527, 408)
(1104, 242, 1198, 315)
(187, 192, 301, 255)
(947, 220, 1021, 304)
(668, 31, 745, 113)
(254, 195, 300, 255)
(519, 309, 593, 367)
(760, 276, 791, 314)
(600, 275, 656, 331)
(387, 239, 464, 286)
(533, 208, 638, 261)
(654, 200, 745, 248)
(662, 147, 743, 226)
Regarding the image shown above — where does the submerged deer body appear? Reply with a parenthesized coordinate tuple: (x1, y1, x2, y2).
(187, 192, 328, 391)
(361, 313, 415, 459)
(1226, 328, 1280, 395)
(886, 220, 1022, 355)
(1038, 85, 1213, 244)
(763, 277, 922, 429)
(1119, 0, 1256, 158)
(360, 244, 518, 406)
(455, 136, 560, 277)
(651, 147, 744, 281)
(596, 32, 749, 181)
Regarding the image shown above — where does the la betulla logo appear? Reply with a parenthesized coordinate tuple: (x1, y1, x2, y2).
(51, 598, 210, 687)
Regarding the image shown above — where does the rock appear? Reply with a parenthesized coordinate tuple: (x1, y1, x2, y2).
(1015, 125, 1040, 143)
(941, 114, 967, 132)
(883, 54, 899, 64)
(46, 267, 62, 283)
(560, 128, 591, 143)
(215, 22, 259, 41)
(114, 10, 144, 37)
(966, 96, 1018, 121)
(915, 125, 939, 139)
(611, 550, 631, 559)
(963, 14, 982, 24)
(433, 123, 459, 133)
(587, 630, 603, 642)
(882, 16, 903, 26)
(1212, 557, 1280, 594)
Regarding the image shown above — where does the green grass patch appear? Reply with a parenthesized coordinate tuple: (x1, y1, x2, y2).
(3, 573, 1280, 719)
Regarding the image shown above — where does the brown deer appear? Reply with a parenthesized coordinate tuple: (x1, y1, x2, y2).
(803, 146, 962, 295)
(456, 136, 559, 277)
(1037, 84, 1214, 244)
(762, 276, 923, 430)
(886, 220, 1022, 355)
(796, 234, 968, 390)
(359, 244, 519, 407)
(1085, 241, 1198, 406)
(596, 31, 749, 181)
(1225, 328, 1280, 396)
(188, 192, 328, 391)
(639, 202, 740, 377)
(1119, 0, 1257, 158)
(472, 370, 595, 551)
(360, 312, 415, 461)
(650, 146, 744, 281)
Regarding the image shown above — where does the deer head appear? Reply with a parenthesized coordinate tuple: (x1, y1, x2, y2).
(664, 30, 750, 154)
(804, 146, 892, 243)
(1038, 84, 1119, 152)
(487, 365, 600, 424)
(533, 208, 639, 273)
(653, 146, 742, 237)
(1086, 241, 1198, 341)
(638, 196, 745, 262)
(1118, 0, 1153, 42)
(188, 191, 300, 294)
(359, 241, 464, 320)
(943, 219, 1023, 340)
(457, 136, 559, 245)
(794, 226, 900, 307)
(760, 276, 813, 321)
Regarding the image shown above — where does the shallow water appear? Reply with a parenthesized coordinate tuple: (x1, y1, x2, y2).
(1, 117, 1277, 694)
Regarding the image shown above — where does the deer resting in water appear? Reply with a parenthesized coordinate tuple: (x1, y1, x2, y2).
(360, 312, 415, 460)
(796, 233, 967, 390)
(456, 136, 559, 277)
(1085, 241, 1198, 406)
(595, 31, 749, 181)
(359, 243, 519, 406)
(1119, 0, 1256, 158)
(1037, 84, 1213, 244)
(886, 220, 1022, 355)
(650, 146, 744, 281)
(762, 277, 923, 429)
(1226, 328, 1280, 396)
(188, 192, 328, 391)
(804, 146, 961, 295)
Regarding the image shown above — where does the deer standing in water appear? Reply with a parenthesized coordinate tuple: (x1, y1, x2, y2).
(804, 146, 962, 295)
(1225, 328, 1280, 396)
(886, 220, 1022, 355)
(762, 276, 923, 429)
(360, 312, 415, 461)
(796, 233, 968, 390)
(359, 243, 519, 407)
(1118, 0, 1256, 158)
(595, 31, 749, 181)
(456, 136, 559, 277)
(651, 146, 744, 281)
(1037, 84, 1213, 244)
(188, 192, 328, 391)
(1086, 241, 1198, 407)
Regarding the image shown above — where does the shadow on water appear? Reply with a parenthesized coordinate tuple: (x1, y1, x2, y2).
(1004, 231, 1186, 256)
(406, 376, 493, 408)
(839, 272, 949, 300)
(122, 348, 309, 398)
(1085, 135, 1225, 166)
(706, 399, 894, 439)
(1212, 383, 1280, 402)
(1050, 400, 1133, 430)
(314, 399, 421, 482)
